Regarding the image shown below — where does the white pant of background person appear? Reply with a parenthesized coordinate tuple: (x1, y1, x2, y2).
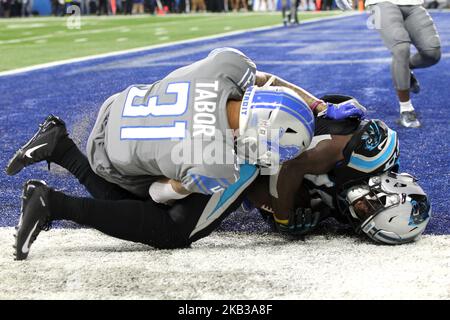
(21, 0, 34, 16)
(367, 0, 441, 128)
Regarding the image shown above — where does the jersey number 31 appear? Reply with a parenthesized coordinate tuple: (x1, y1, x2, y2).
(120, 82, 190, 140)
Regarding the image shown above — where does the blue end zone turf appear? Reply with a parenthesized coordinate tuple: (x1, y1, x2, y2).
(0, 13, 449, 234)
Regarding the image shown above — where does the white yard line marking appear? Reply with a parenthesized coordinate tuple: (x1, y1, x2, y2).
(0, 12, 359, 77)
(154, 28, 168, 35)
(6, 23, 48, 29)
(0, 15, 229, 46)
(116, 37, 128, 42)
(0, 34, 54, 45)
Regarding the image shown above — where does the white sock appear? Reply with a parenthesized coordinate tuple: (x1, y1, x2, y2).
(400, 100, 415, 113)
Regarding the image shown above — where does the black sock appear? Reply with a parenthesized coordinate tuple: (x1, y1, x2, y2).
(47, 189, 186, 248)
(49, 136, 139, 200)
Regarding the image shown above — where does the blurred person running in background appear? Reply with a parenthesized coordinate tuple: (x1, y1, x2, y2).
(281, 0, 300, 26)
(337, 0, 441, 128)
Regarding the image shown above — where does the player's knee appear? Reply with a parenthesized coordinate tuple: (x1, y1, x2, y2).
(421, 47, 441, 66)
(392, 43, 411, 61)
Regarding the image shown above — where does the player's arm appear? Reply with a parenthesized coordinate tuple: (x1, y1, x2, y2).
(271, 135, 348, 221)
(149, 167, 237, 204)
(256, 71, 366, 120)
(149, 178, 192, 204)
(208, 47, 257, 93)
(181, 164, 239, 195)
(255, 71, 328, 115)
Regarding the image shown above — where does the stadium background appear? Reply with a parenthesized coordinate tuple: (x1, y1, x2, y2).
(0, 7, 449, 299)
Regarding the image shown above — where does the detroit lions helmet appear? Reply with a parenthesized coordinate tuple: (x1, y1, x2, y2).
(236, 86, 314, 168)
(343, 171, 431, 245)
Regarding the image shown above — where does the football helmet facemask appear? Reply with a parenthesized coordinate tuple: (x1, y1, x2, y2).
(339, 171, 431, 245)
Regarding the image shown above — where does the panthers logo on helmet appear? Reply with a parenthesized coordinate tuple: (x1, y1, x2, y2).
(409, 195, 431, 226)
(345, 119, 399, 174)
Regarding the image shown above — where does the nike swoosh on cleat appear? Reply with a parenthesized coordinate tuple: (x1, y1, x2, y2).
(21, 221, 39, 254)
(24, 143, 48, 159)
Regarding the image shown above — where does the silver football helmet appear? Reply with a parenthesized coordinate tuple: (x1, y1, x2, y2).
(344, 171, 431, 244)
(236, 86, 314, 168)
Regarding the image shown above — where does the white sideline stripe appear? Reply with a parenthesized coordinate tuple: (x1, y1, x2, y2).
(0, 12, 360, 78)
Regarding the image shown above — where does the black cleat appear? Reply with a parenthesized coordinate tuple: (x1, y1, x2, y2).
(410, 71, 420, 94)
(14, 180, 52, 261)
(5, 115, 67, 176)
(397, 111, 421, 128)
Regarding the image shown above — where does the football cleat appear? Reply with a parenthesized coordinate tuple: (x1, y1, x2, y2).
(240, 197, 254, 213)
(14, 180, 52, 261)
(397, 111, 421, 128)
(5, 115, 67, 176)
(410, 71, 420, 94)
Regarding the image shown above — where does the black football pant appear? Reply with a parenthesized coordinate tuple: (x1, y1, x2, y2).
(47, 136, 243, 248)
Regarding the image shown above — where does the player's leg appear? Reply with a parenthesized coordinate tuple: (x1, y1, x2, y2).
(290, 0, 300, 24)
(15, 165, 259, 259)
(371, 2, 419, 128)
(13, 180, 207, 259)
(281, 0, 289, 26)
(404, 6, 441, 70)
(16, 178, 242, 260)
(5, 115, 139, 200)
(50, 133, 141, 200)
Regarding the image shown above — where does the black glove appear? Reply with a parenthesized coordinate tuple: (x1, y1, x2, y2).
(275, 207, 321, 236)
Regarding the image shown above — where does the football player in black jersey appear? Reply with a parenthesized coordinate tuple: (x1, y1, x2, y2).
(246, 95, 430, 244)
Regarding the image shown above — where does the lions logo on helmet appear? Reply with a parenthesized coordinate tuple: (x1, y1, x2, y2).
(236, 86, 314, 168)
(342, 171, 431, 245)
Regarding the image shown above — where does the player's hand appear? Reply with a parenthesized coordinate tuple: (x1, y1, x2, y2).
(322, 100, 367, 120)
(335, 0, 353, 11)
(274, 207, 320, 236)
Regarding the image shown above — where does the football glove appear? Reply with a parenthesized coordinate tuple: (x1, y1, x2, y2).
(320, 99, 367, 120)
(274, 207, 320, 236)
(335, 0, 353, 11)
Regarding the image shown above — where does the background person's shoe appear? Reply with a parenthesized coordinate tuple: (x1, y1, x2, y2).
(397, 111, 421, 128)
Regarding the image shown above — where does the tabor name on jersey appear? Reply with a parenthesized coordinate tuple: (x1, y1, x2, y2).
(193, 80, 219, 137)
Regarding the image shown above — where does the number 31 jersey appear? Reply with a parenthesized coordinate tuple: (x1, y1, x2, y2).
(87, 48, 257, 197)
